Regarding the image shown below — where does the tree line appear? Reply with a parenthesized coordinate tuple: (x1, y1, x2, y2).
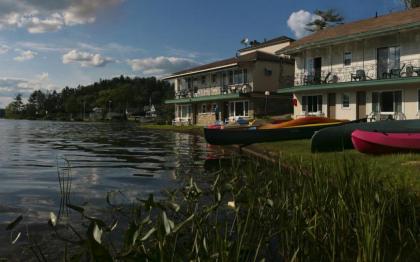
(4, 75, 174, 121)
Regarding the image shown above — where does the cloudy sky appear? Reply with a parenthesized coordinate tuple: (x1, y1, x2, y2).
(0, 0, 405, 107)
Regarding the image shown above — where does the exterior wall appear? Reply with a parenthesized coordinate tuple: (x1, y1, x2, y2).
(253, 60, 295, 93)
(240, 41, 291, 55)
(293, 29, 420, 86)
(292, 83, 420, 120)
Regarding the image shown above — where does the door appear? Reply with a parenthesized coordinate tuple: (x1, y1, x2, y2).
(327, 93, 336, 119)
(356, 91, 366, 120)
(377, 47, 400, 79)
(314, 57, 322, 84)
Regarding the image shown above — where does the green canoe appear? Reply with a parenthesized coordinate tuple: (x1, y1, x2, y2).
(311, 119, 420, 152)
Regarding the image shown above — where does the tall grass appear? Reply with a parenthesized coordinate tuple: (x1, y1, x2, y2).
(10, 155, 420, 261)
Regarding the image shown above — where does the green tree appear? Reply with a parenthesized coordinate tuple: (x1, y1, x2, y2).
(402, 0, 420, 8)
(5, 94, 25, 118)
(306, 9, 344, 32)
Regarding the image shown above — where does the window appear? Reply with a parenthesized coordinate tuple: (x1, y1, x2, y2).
(264, 68, 272, 76)
(229, 100, 249, 117)
(302, 95, 323, 113)
(418, 89, 420, 111)
(371, 91, 402, 113)
(243, 69, 248, 83)
(212, 74, 217, 83)
(344, 52, 352, 66)
(212, 103, 218, 112)
(178, 105, 191, 119)
(228, 71, 233, 85)
(234, 69, 243, 84)
(342, 93, 350, 108)
(201, 104, 207, 113)
(377, 46, 400, 79)
(201, 76, 206, 84)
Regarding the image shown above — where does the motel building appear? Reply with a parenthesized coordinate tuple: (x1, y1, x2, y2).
(163, 37, 295, 126)
(277, 8, 420, 121)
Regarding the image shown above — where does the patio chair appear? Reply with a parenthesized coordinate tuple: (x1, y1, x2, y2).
(385, 64, 406, 78)
(303, 75, 315, 85)
(351, 70, 370, 81)
(321, 72, 331, 84)
(403, 65, 414, 77)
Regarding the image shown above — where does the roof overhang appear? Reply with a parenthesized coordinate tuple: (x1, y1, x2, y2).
(278, 21, 420, 55)
(277, 76, 420, 94)
(162, 63, 238, 80)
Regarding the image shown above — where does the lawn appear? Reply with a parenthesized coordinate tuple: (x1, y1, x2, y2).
(250, 139, 420, 193)
(140, 124, 420, 192)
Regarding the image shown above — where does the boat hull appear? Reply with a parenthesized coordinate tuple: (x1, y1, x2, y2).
(311, 120, 420, 152)
(204, 122, 342, 146)
(351, 129, 420, 154)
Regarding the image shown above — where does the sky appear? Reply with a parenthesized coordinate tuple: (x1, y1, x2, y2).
(0, 0, 407, 107)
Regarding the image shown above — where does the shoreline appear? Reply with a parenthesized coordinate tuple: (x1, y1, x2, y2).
(140, 124, 420, 193)
(140, 124, 280, 163)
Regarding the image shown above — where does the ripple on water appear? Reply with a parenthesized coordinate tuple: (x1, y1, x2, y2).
(0, 120, 230, 224)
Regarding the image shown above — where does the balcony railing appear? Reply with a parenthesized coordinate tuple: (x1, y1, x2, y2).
(175, 83, 252, 99)
(293, 59, 420, 87)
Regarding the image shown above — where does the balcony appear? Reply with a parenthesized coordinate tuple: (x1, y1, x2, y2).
(175, 83, 253, 99)
(293, 59, 420, 87)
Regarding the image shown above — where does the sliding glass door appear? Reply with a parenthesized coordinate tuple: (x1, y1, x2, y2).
(377, 47, 400, 79)
(371, 90, 402, 113)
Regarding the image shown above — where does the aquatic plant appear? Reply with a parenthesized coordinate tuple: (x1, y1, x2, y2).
(5, 155, 420, 261)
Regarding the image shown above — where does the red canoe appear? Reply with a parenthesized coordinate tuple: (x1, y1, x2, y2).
(351, 129, 420, 154)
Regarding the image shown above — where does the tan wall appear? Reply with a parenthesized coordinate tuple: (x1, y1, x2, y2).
(252, 60, 294, 92)
(240, 41, 291, 55)
(197, 113, 216, 126)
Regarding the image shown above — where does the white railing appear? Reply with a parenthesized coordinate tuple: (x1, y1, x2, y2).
(293, 59, 420, 87)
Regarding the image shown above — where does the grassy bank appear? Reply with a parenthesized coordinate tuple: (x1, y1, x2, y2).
(10, 157, 419, 261)
(141, 124, 204, 136)
(140, 124, 420, 192)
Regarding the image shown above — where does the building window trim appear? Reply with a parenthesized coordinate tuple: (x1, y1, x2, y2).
(302, 94, 323, 114)
(343, 51, 352, 67)
(371, 90, 403, 114)
(229, 100, 249, 118)
(341, 93, 350, 109)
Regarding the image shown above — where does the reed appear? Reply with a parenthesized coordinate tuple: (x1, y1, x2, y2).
(9, 155, 419, 261)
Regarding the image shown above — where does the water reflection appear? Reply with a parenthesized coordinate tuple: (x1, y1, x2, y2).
(0, 120, 229, 223)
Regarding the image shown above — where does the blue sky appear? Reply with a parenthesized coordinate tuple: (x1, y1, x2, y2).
(0, 0, 405, 106)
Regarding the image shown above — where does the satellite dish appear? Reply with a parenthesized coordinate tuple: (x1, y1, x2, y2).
(240, 38, 249, 47)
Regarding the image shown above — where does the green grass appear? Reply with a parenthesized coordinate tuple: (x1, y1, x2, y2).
(141, 124, 204, 136)
(139, 125, 420, 192)
(249, 140, 420, 193)
(20, 156, 419, 261)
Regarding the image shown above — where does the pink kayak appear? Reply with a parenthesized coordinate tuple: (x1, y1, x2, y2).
(351, 129, 420, 154)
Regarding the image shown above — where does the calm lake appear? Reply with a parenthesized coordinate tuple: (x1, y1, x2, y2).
(0, 119, 227, 224)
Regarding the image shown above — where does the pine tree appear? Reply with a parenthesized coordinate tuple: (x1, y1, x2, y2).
(306, 9, 344, 32)
(402, 0, 420, 9)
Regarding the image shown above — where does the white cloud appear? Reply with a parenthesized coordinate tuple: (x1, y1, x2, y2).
(0, 0, 123, 33)
(62, 49, 114, 67)
(14, 50, 37, 61)
(0, 44, 9, 54)
(0, 72, 52, 107)
(127, 56, 200, 77)
(287, 10, 321, 39)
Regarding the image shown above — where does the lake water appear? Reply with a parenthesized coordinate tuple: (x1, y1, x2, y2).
(0, 120, 227, 224)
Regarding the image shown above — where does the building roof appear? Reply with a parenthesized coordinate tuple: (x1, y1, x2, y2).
(278, 7, 420, 54)
(238, 36, 295, 53)
(163, 51, 293, 79)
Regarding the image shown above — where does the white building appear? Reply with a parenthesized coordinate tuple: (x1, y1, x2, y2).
(278, 8, 420, 121)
